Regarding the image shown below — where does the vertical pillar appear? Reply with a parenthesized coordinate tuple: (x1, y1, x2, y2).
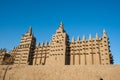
(91, 53, 94, 65)
(79, 54, 81, 65)
(81, 54, 85, 65)
(75, 54, 79, 65)
(70, 54, 73, 65)
(73, 54, 75, 65)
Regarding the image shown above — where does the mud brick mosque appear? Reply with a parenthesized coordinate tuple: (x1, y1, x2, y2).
(0, 22, 113, 65)
(0, 22, 119, 80)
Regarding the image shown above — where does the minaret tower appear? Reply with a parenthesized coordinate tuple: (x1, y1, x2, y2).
(101, 29, 113, 64)
(47, 22, 69, 65)
(14, 27, 36, 65)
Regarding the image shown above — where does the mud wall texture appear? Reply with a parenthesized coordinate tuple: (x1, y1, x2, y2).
(0, 65, 120, 80)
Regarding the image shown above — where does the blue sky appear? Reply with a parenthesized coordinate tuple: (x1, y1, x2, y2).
(0, 0, 120, 64)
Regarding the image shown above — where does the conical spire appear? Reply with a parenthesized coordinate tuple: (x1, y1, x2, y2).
(82, 35, 86, 41)
(13, 46, 15, 49)
(96, 33, 99, 39)
(89, 34, 92, 40)
(38, 42, 40, 47)
(77, 36, 80, 42)
(28, 26, 32, 35)
(41, 42, 44, 47)
(45, 41, 49, 46)
(103, 29, 107, 38)
(59, 22, 63, 29)
(56, 22, 65, 33)
(72, 36, 75, 43)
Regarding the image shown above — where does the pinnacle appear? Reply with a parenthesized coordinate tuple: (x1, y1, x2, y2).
(72, 36, 75, 42)
(103, 29, 107, 38)
(41, 42, 44, 46)
(82, 35, 86, 40)
(89, 34, 92, 40)
(59, 22, 63, 29)
(103, 29, 106, 33)
(38, 42, 40, 47)
(45, 41, 49, 46)
(96, 33, 99, 39)
(28, 26, 32, 35)
(77, 36, 80, 42)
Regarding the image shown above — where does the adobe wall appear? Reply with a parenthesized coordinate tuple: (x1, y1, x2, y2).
(0, 65, 120, 80)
